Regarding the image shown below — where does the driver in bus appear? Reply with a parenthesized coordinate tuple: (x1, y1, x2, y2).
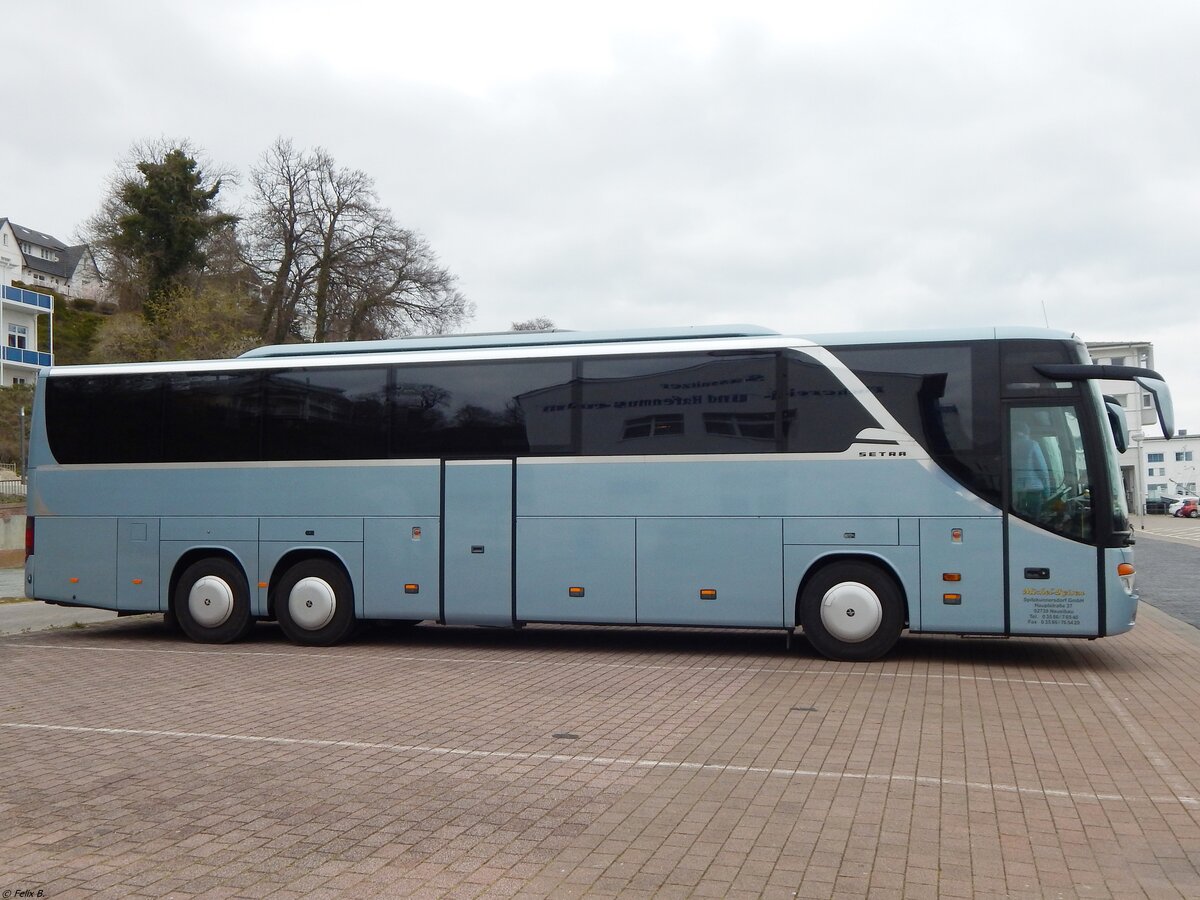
(1012, 420, 1051, 518)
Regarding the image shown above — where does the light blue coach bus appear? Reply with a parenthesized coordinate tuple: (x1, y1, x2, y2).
(23, 325, 1174, 660)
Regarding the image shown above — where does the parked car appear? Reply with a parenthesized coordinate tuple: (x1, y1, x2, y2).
(1173, 499, 1200, 519)
(1168, 496, 1199, 516)
(1145, 497, 1172, 515)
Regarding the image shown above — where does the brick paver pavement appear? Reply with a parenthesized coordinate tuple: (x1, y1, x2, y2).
(2, 605, 1199, 898)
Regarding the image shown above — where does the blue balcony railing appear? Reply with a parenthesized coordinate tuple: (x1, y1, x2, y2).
(1, 284, 53, 311)
(2, 346, 52, 367)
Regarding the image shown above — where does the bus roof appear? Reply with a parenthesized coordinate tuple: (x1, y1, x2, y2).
(46, 324, 1082, 378)
(239, 324, 782, 359)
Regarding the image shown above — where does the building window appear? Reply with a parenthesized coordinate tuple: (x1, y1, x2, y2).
(8, 324, 28, 350)
(622, 414, 684, 439)
(1109, 356, 1126, 366)
(1148, 453, 1164, 463)
(11, 377, 26, 385)
(1177, 451, 1194, 462)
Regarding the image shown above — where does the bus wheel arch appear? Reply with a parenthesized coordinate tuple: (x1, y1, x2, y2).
(797, 556, 907, 661)
(171, 552, 255, 644)
(270, 552, 357, 647)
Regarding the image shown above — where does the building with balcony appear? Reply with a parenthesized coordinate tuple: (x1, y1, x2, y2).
(0, 219, 61, 386)
(0, 283, 52, 386)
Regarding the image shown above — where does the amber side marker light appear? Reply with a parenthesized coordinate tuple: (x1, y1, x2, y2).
(568, 587, 585, 598)
(1118, 562, 1136, 591)
(404, 584, 420, 594)
(943, 593, 962, 605)
(943, 573, 961, 582)
(699, 589, 718, 600)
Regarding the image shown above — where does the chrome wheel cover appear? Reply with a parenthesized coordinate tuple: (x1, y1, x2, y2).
(820, 581, 883, 643)
(288, 576, 337, 630)
(189, 575, 235, 628)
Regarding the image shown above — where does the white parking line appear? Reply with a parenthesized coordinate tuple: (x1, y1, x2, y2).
(2, 721, 1193, 809)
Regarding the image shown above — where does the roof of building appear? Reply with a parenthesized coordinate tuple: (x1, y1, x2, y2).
(0, 217, 94, 281)
(62, 244, 92, 275)
(5, 219, 69, 252)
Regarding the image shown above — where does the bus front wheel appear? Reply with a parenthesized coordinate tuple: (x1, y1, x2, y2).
(275, 559, 357, 646)
(799, 561, 904, 661)
(174, 557, 254, 644)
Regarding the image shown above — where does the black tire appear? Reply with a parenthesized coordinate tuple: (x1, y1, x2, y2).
(173, 557, 254, 644)
(798, 561, 904, 661)
(1190, 509, 1199, 519)
(275, 558, 356, 646)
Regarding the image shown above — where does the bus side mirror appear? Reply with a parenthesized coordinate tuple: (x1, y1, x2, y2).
(1135, 375, 1175, 439)
(1034, 364, 1176, 440)
(1102, 396, 1128, 453)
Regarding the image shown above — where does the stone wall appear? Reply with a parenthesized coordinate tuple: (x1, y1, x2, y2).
(0, 504, 25, 551)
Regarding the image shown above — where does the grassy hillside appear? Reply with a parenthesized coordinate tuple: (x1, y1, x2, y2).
(0, 383, 34, 473)
(50, 295, 109, 366)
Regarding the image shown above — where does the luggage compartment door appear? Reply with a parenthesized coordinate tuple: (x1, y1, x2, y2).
(442, 460, 514, 626)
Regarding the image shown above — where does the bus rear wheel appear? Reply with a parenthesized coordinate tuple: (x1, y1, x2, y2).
(799, 561, 904, 661)
(275, 559, 356, 646)
(174, 557, 254, 644)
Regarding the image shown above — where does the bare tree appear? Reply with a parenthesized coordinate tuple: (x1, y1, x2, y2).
(511, 317, 557, 332)
(245, 139, 472, 343)
(247, 138, 317, 342)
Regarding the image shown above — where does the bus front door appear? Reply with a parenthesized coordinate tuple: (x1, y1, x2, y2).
(1005, 405, 1101, 636)
(442, 460, 515, 626)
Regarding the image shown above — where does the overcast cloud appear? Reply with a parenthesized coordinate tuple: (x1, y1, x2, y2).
(6, 0, 1198, 430)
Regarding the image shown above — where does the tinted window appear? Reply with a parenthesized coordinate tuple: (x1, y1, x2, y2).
(265, 367, 388, 460)
(391, 361, 574, 457)
(163, 372, 262, 462)
(46, 374, 165, 464)
(831, 343, 1003, 503)
(576, 353, 778, 454)
(1000, 340, 1080, 397)
(784, 351, 878, 452)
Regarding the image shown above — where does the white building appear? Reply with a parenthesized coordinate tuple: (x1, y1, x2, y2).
(0, 219, 59, 386)
(1085, 339, 1184, 513)
(0, 218, 103, 300)
(1142, 431, 1198, 502)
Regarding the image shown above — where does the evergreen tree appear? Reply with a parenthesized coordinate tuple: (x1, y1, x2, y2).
(112, 148, 237, 320)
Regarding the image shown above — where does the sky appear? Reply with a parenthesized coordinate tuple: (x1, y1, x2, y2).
(5, 0, 1199, 432)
